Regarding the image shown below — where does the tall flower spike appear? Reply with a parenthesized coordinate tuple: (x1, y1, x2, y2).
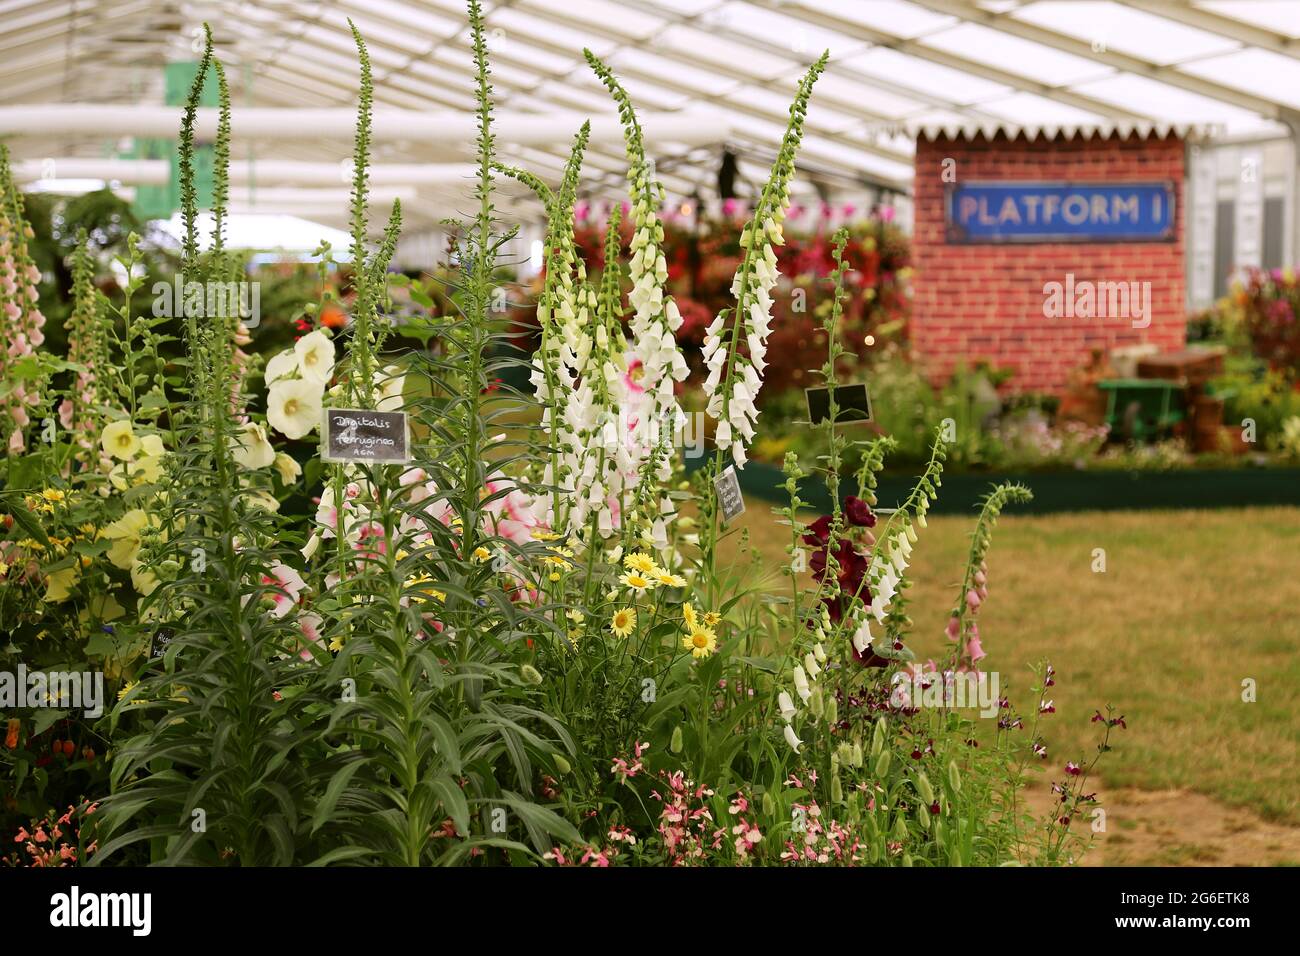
(521, 123, 589, 531)
(584, 50, 690, 443)
(702, 52, 828, 469)
(0, 144, 46, 454)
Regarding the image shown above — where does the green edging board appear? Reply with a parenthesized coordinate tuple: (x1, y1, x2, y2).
(685, 457, 1300, 515)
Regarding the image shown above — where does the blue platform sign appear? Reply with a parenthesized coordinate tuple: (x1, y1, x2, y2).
(945, 181, 1176, 243)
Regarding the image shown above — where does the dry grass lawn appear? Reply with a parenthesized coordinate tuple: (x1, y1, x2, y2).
(718, 503, 1300, 837)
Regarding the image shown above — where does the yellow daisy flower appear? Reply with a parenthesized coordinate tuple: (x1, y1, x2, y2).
(619, 571, 657, 593)
(531, 529, 561, 542)
(472, 546, 492, 563)
(682, 626, 718, 659)
(703, 611, 721, 628)
(565, 608, 585, 624)
(683, 602, 698, 629)
(623, 552, 657, 574)
(610, 607, 637, 637)
(653, 568, 687, 588)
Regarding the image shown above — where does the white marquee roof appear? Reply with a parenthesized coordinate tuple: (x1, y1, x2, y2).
(2, 0, 1299, 233)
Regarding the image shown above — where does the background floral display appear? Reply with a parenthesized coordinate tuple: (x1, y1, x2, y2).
(0, 3, 1127, 868)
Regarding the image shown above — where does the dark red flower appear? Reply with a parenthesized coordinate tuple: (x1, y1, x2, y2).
(844, 496, 876, 527)
(802, 514, 833, 549)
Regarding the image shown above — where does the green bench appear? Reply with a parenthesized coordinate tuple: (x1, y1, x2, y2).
(1098, 379, 1186, 441)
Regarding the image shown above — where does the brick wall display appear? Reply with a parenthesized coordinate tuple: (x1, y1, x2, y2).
(912, 131, 1186, 393)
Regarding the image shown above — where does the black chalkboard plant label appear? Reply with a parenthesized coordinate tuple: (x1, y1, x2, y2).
(805, 383, 873, 426)
(321, 408, 411, 464)
(713, 464, 746, 524)
(149, 626, 176, 659)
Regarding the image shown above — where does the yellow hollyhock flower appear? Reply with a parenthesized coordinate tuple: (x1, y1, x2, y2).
(104, 509, 150, 569)
(609, 607, 637, 637)
(682, 626, 718, 659)
(130, 560, 159, 596)
(44, 565, 80, 602)
(273, 452, 302, 484)
(100, 420, 141, 461)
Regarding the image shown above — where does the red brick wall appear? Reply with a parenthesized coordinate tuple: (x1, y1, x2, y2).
(912, 132, 1186, 393)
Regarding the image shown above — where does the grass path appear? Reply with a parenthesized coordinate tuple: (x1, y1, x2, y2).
(718, 503, 1300, 827)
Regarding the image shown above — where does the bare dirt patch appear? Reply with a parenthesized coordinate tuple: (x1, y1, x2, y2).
(1023, 779, 1300, 866)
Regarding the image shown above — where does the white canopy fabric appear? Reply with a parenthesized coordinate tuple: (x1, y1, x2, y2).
(2, 0, 1299, 232)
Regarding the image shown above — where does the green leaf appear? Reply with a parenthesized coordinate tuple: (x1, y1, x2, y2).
(429, 775, 471, 837)
(9, 499, 50, 547)
(310, 758, 367, 835)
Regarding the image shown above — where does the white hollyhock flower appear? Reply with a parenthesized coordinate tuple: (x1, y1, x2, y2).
(232, 421, 275, 469)
(294, 330, 335, 385)
(267, 378, 323, 440)
(374, 364, 405, 412)
(264, 348, 299, 384)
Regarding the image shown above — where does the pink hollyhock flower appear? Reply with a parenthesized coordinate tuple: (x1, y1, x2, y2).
(261, 562, 306, 618)
(296, 612, 325, 660)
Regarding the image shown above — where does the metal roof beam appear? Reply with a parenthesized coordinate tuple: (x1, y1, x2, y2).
(910, 0, 1279, 119)
(1118, 0, 1300, 62)
(746, 0, 1148, 122)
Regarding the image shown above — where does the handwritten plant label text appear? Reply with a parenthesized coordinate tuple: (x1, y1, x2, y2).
(945, 181, 1176, 243)
(149, 626, 176, 659)
(806, 383, 873, 426)
(322, 408, 411, 464)
(714, 465, 746, 524)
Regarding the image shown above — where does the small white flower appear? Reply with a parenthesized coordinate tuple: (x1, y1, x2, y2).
(232, 422, 275, 469)
(778, 691, 797, 721)
(804, 652, 821, 680)
(852, 617, 873, 653)
(783, 723, 803, 752)
(793, 665, 812, 702)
